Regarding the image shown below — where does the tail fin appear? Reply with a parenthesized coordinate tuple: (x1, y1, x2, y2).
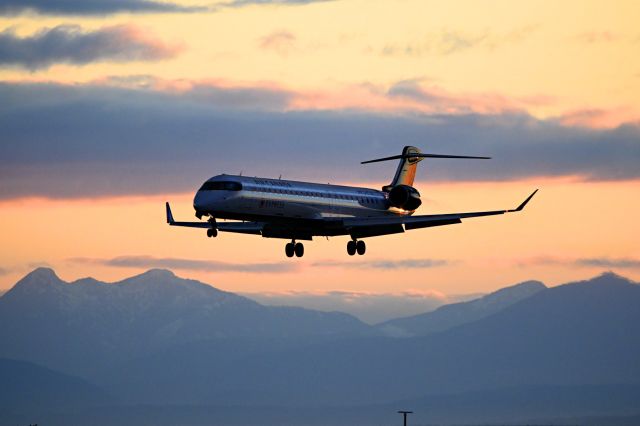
(387, 146, 423, 189)
(361, 146, 490, 191)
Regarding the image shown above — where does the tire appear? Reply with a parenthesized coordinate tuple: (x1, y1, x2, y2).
(285, 243, 294, 258)
(294, 242, 304, 257)
(347, 240, 356, 256)
(207, 228, 217, 238)
(356, 240, 366, 255)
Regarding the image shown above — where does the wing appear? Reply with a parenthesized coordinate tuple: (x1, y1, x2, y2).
(342, 190, 538, 238)
(165, 202, 263, 235)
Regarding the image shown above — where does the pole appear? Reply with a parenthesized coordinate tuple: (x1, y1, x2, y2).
(397, 410, 413, 426)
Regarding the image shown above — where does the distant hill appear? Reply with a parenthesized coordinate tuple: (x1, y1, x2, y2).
(95, 272, 640, 406)
(2, 268, 639, 424)
(249, 272, 639, 404)
(378, 280, 546, 336)
(0, 358, 110, 416)
(0, 268, 371, 377)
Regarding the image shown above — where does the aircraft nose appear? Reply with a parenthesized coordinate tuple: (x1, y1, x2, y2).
(193, 191, 205, 212)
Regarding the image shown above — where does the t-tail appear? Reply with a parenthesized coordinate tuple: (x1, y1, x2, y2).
(386, 146, 423, 191)
(362, 145, 491, 192)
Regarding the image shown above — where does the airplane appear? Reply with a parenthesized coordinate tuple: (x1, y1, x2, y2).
(166, 146, 537, 258)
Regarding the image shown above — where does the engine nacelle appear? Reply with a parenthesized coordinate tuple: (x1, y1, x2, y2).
(388, 185, 422, 211)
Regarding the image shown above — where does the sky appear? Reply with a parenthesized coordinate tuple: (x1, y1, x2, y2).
(1, 0, 639, 307)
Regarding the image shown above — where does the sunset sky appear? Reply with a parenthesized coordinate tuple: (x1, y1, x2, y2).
(1, 0, 639, 302)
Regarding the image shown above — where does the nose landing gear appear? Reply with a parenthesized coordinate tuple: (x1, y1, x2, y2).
(347, 239, 366, 256)
(206, 218, 218, 238)
(285, 241, 304, 258)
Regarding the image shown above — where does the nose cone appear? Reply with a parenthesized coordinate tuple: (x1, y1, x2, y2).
(193, 191, 205, 212)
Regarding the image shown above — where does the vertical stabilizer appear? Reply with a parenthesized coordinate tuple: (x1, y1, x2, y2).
(384, 146, 424, 191)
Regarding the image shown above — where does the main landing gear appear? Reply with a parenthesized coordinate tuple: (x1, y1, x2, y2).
(285, 241, 304, 258)
(347, 239, 366, 256)
(284, 239, 365, 257)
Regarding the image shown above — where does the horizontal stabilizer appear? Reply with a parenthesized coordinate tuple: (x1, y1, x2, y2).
(362, 153, 491, 164)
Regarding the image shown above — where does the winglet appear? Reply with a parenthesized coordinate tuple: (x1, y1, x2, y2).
(509, 189, 538, 212)
(165, 202, 175, 224)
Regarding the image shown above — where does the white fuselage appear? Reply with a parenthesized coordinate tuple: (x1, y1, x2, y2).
(193, 175, 413, 222)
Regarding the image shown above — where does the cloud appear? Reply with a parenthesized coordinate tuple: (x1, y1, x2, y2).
(557, 107, 640, 129)
(259, 30, 297, 56)
(381, 26, 537, 57)
(575, 257, 640, 269)
(0, 24, 182, 70)
(93, 75, 293, 109)
(0, 267, 9, 276)
(385, 79, 529, 115)
(70, 255, 297, 273)
(516, 256, 640, 270)
(285, 79, 557, 118)
(243, 289, 478, 323)
(0, 0, 329, 15)
(220, 0, 332, 8)
(0, 0, 204, 15)
(574, 31, 620, 44)
(313, 259, 450, 270)
(1, 80, 639, 199)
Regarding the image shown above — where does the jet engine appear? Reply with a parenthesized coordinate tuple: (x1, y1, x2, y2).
(388, 185, 422, 211)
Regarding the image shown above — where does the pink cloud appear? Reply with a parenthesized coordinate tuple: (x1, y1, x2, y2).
(91, 76, 639, 129)
(111, 24, 184, 60)
(575, 31, 620, 44)
(559, 107, 640, 129)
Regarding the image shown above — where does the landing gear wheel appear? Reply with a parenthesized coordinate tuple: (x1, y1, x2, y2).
(294, 242, 304, 257)
(347, 240, 356, 256)
(356, 240, 366, 255)
(206, 228, 218, 238)
(285, 243, 294, 258)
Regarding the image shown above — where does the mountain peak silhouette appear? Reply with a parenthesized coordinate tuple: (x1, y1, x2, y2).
(8, 267, 63, 296)
(588, 271, 636, 286)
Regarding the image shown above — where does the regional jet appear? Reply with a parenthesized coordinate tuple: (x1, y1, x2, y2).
(166, 146, 537, 258)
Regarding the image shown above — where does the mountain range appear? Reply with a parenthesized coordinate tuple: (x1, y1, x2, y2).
(377, 279, 546, 336)
(0, 268, 369, 377)
(1, 268, 639, 425)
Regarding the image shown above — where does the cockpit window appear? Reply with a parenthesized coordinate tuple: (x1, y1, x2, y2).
(199, 181, 242, 191)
